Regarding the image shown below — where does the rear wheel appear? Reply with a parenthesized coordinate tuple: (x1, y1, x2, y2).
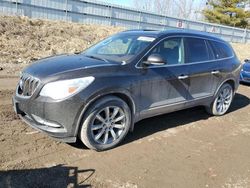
(206, 83, 233, 116)
(79, 96, 131, 151)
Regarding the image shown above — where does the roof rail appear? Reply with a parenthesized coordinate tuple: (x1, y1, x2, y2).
(122, 29, 158, 32)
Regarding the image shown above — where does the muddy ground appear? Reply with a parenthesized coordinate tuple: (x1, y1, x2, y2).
(1, 15, 250, 188)
(0, 77, 250, 188)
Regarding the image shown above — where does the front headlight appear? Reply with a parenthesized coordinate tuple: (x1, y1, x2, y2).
(40, 77, 95, 100)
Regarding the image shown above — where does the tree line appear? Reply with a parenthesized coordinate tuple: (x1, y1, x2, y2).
(133, 0, 250, 29)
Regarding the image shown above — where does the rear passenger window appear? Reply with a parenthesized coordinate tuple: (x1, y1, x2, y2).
(209, 41, 233, 59)
(184, 38, 210, 63)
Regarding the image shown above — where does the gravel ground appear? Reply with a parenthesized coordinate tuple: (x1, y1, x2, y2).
(0, 77, 249, 187)
(0, 15, 250, 188)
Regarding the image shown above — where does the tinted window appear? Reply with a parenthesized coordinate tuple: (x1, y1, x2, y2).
(206, 40, 216, 60)
(184, 38, 209, 63)
(209, 41, 233, 59)
(98, 38, 133, 55)
(147, 37, 183, 65)
(84, 34, 155, 62)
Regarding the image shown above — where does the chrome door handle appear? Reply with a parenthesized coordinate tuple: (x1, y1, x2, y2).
(178, 75, 189, 80)
(211, 70, 220, 74)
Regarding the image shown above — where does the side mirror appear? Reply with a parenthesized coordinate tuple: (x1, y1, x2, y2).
(143, 54, 166, 66)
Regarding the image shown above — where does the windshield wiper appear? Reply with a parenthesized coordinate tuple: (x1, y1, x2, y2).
(85, 55, 109, 63)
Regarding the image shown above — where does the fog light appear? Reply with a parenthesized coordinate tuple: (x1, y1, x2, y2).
(32, 114, 62, 128)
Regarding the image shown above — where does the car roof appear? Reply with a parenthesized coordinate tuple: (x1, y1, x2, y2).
(122, 29, 225, 43)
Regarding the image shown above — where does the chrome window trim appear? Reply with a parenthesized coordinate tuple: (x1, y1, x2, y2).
(135, 35, 235, 69)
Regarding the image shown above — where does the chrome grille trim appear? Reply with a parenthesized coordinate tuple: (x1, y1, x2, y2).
(17, 74, 40, 97)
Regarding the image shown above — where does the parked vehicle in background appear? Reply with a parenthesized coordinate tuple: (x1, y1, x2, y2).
(240, 59, 250, 84)
(13, 29, 241, 151)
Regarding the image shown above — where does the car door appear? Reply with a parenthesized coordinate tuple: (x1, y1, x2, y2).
(183, 37, 218, 100)
(208, 40, 234, 90)
(137, 37, 190, 118)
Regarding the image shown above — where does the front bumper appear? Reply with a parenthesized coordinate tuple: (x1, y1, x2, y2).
(13, 93, 85, 143)
(240, 71, 250, 83)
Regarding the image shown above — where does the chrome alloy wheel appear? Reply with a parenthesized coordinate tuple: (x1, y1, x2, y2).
(91, 106, 126, 145)
(215, 85, 233, 114)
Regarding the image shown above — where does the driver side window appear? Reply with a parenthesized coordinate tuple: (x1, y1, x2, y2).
(147, 37, 184, 65)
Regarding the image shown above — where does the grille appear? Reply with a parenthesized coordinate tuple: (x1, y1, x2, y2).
(18, 74, 40, 97)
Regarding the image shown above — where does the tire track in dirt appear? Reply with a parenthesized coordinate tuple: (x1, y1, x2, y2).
(1, 77, 250, 187)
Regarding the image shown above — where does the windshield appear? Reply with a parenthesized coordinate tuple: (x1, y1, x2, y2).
(83, 34, 156, 63)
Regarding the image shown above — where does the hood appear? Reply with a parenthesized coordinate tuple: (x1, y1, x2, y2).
(243, 62, 250, 72)
(23, 54, 117, 78)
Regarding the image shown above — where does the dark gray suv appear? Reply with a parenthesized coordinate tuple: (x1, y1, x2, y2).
(13, 29, 241, 150)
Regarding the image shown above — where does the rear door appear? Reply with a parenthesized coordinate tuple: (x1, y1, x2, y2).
(208, 40, 234, 89)
(183, 37, 218, 100)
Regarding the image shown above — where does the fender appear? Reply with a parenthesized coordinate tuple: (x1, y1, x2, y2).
(213, 77, 237, 99)
(73, 88, 137, 136)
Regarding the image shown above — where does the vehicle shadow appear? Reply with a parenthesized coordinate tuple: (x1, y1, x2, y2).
(69, 93, 249, 150)
(123, 92, 249, 145)
(0, 164, 95, 188)
(240, 82, 250, 87)
(228, 92, 250, 113)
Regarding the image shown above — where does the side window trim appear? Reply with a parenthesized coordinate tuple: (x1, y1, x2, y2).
(184, 37, 210, 64)
(139, 36, 184, 68)
(205, 40, 215, 60)
(208, 40, 234, 59)
(180, 37, 185, 64)
(208, 40, 219, 59)
(135, 35, 234, 69)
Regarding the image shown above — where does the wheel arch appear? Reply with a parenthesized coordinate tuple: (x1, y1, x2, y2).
(214, 78, 237, 98)
(206, 78, 236, 116)
(74, 90, 136, 136)
(225, 79, 235, 91)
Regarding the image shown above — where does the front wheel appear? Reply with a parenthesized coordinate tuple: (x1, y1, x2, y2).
(206, 83, 234, 116)
(79, 96, 131, 151)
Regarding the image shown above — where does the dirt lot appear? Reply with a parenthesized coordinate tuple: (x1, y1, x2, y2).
(0, 15, 250, 188)
(0, 78, 250, 188)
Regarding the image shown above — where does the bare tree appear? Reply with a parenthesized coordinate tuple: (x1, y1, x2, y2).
(133, 0, 201, 20)
(133, 0, 154, 12)
(154, 0, 173, 15)
(171, 0, 194, 18)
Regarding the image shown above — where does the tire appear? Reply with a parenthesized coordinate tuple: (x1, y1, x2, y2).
(205, 83, 234, 116)
(79, 96, 131, 151)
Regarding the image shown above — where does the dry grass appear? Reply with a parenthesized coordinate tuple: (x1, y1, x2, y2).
(0, 15, 249, 76)
(0, 15, 123, 75)
(231, 43, 250, 61)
